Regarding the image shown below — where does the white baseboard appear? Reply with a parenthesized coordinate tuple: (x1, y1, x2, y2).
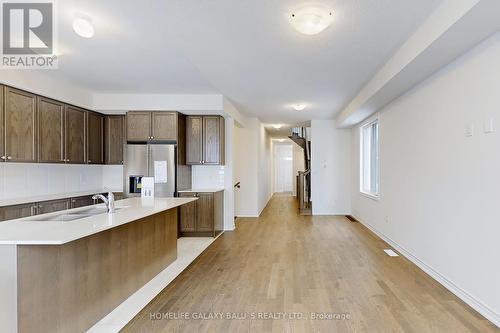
(235, 214, 259, 218)
(352, 214, 500, 328)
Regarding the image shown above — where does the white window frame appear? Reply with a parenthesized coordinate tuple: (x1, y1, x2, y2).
(359, 117, 380, 200)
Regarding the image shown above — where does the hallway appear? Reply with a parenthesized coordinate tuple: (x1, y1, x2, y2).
(123, 195, 497, 332)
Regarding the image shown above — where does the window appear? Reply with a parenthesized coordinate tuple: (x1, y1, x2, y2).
(360, 119, 379, 198)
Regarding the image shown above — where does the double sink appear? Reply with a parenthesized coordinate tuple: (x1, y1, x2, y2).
(29, 206, 125, 222)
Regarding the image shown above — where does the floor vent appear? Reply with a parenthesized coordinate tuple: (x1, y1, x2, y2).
(384, 249, 399, 257)
(345, 215, 358, 222)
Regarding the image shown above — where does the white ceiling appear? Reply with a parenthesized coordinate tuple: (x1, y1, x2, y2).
(50, 0, 441, 123)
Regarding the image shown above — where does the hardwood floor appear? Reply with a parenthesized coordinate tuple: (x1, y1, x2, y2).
(122, 195, 498, 333)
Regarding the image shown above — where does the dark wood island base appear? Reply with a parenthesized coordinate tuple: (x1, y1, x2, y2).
(16, 208, 178, 333)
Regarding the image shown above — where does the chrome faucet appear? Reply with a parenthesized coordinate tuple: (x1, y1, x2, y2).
(92, 192, 115, 213)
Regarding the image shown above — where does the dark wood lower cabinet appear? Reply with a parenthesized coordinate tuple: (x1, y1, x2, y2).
(0, 203, 36, 221)
(71, 195, 97, 208)
(37, 199, 70, 214)
(178, 190, 223, 237)
(0, 193, 124, 222)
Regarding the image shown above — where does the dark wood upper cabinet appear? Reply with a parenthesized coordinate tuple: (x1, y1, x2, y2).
(203, 116, 224, 165)
(126, 111, 178, 143)
(64, 105, 86, 164)
(37, 97, 65, 163)
(104, 115, 124, 165)
(126, 111, 151, 142)
(186, 115, 225, 165)
(186, 116, 203, 164)
(3, 87, 37, 163)
(86, 112, 104, 164)
(151, 112, 177, 141)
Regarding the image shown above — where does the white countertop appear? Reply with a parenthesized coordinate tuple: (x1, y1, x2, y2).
(177, 188, 224, 193)
(0, 197, 196, 245)
(0, 189, 123, 207)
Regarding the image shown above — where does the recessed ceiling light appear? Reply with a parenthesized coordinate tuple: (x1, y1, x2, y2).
(278, 139, 285, 142)
(73, 16, 95, 38)
(290, 4, 333, 35)
(292, 104, 306, 111)
(273, 124, 283, 129)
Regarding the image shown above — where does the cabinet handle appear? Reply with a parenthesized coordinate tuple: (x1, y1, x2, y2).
(88, 160, 92, 163)
(0, 156, 5, 160)
(7, 156, 12, 160)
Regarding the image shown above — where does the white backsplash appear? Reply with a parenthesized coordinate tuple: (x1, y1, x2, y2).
(102, 165, 124, 192)
(191, 165, 225, 189)
(0, 163, 124, 200)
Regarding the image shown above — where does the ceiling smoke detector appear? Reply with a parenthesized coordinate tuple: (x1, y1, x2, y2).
(290, 4, 333, 35)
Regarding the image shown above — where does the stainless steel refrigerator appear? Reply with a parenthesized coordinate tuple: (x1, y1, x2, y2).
(123, 144, 176, 198)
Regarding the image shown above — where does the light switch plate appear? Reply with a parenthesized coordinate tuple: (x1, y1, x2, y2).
(465, 123, 474, 137)
(484, 118, 494, 134)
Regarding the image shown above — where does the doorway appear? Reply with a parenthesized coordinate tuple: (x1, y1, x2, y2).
(274, 144, 293, 193)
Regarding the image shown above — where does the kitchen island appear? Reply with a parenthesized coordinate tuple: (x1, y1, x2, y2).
(0, 197, 196, 333)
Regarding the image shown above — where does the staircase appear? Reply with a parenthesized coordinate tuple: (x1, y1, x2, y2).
(289, 127, 312, 215)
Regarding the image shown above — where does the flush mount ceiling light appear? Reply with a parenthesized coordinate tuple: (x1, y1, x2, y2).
(278, 139, 285, 142)
(72, 15, 95, 38)
(273, 124, 283, 129)
(290, 4, 333, 35)
(292, 104, 306, 111)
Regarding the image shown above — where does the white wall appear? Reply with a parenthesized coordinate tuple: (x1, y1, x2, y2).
(0, 71, 93, 109)
(310, 120, 351, 215)
(0, 163, 104, 202)
(232, 118, 274, 217)
(350, 32, 500, 327)
(233, 119, 259, 217)
(258, 123, 273, 214)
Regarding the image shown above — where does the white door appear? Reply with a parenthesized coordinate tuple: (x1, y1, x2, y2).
(275, 145, 293, 193)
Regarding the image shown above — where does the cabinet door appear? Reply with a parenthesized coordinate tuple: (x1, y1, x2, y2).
(64, 106, 86, 164)
(151, 112, 177, 142)
(126, 112, 151, 142)
(0, 87, 3, 159)
(4, 87, 37, 162)
(86, 112, 104, 164)
(203, 116, 224, 165)
(37, 199, 69, 214)
(179, 193, 197, 232)
(70, 196, 94, 208)
(105, 115, 124, 165)
(38, 97, 65, 163)
(196, 193, 214, 232)
(186, 116, 203, 164)
(0, 203, 36, 222)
